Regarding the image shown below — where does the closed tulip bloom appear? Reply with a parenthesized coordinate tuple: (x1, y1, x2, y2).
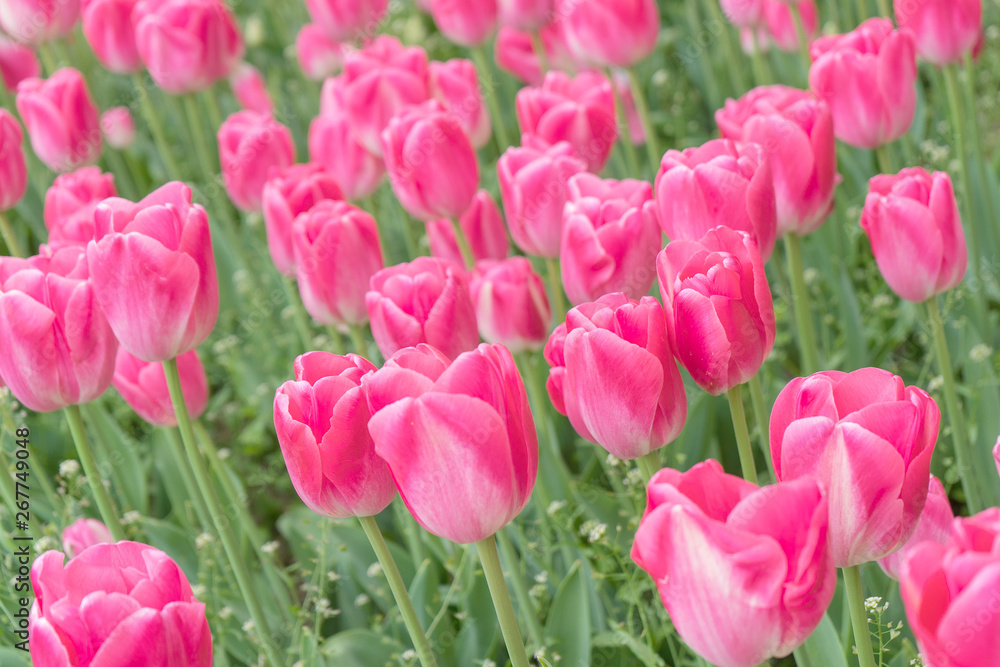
(305, 0, 388, 42)
(516, 70, 618, 173)
(367, 343, 538, 544)
(658, 227, 775, 395)
(770, 368, 940, 567)
(560, 0, 660, 68)
(0, 110, 27, 212)
(366, 257, 479, 360)
(861, 168, 967, 303)
(428, 59, 491, 149)
(470, 258, 550, 353)
(60, 518, 112, 558)
(133, 0, 244, 95)
(809, 18, 916, 149)
(498, 0, 552, 31)
(760, 0, 817, 52)
(719, 0, 765, 27)
(87, 182, 218, 362)
(632, 460, 835, 667)
(0, 35, 40, 90)
(894, 0, 981, 66)
(113, 348, 208, 427)
(498, 140, 587, 258)
(428, 0, 498, 47)
(427, 189, 510, 265)
(16, 69, 102, 173)
(230, 62, 273, 114)
(29, 542, 212, 666)
(382, 101, 479, 222)
(44, 166, 117, 245)
(716, 86, 836, 237)
(878, 476, 953, 581)
(494, 23, 581, 86)
(0, 0, 80, 44)
(274, 351, 396, 518)
(0, 246, 117, 413)
(296, 24, 346, 80)
(656, 139, 777, 262)
(218, 110, 295, 212)
(293, 200, 383, 328)
(81, 0, 141, 73)
(262, 163, 344, 277)
(308, 113, 385, 202)
(100, 106, 136, 150)
(561, 173, 660, 305)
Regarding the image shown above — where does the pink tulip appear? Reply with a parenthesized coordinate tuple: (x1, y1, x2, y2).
(0, 246, 117, 412)
(655, 139, 777, 262)
(716, 85, 836, 237)
(545, 293, 686, 459)
(293, 200, 383, 328)
(426, 189, 510, 265)
(60, 518, 112, 558)
(770, 368, 940, 567)
(29, 542, 212, 665)
(362, 343, 451, 414)
(230, 62, 273, 114)
(861, 168, 967, 303)
(308, 113, 385, 202)
(559, 0, 660, 68)
(87, 182, 218, 362)
(44, 166, 117, 245)
(809, 18, 916, 150)
(16, 68, 102, 173)
(427, 0, 498, 47)
(498, 0, 552, 31)
(614, 72, 647, 145)
(367, 343, 537, 543)
(658, 227, 775, 396)
(262, 162, 344, 277)
(498, 140, 587, 258)
(366, 256, 479, 360)
(516, 70, 618, 173)
(133, 0, 244, 95)
(304, 0, 388, 42)
(0, 35, 40, 90)
(113, 348, 208, 427)
(719, 0, 765, 27)
(382, 100, 479, 222)
(494, 23, 581, 86)
(296, 24, 346, 80)
(218, 110, 295, 212)
(894, 0, 981, 66)
(470, 257, 550, 353)
(632, 460, 835, 667)
(760, 0, 817, 52)
(0, 0, 80, 44)
(273, 351, 396, 518)
(900, 508, 1000, 667)
(0, 110, 27, 212)
(878, 476, 953, 580)
(428, 58, 491, 149)
(81, 0, 141, 73)
(100, 106, 136, 150)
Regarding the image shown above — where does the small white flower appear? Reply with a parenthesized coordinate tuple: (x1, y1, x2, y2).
(367, 562, 383, 578)
(401, 649, 416, 662)
(195, 533, 215, 550)
(191, 584, 207, 599)
(217, 448, 231, 461)
(58, 460, 80, 477)
(261, 540, 280, 555)
(872, 294, 893, 309)
(928, 376, 944, 393)
(122, 511, 142, 526)
(803, 268, 819, 286)
(242, 619, 255, 634)
(970, 344, 993, 363)
(534, 571, 548, 584)
(354, 593, 370, 607)
(219, 606, 233, 620)
(327, 571, 341, 583)
(547, 500, 566, 516)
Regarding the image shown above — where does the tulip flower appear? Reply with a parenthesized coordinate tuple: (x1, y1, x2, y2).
(293, 200, 383, 328)
(367, 342, 537, 544)
(894, 0, 981, 66)
(16, 68, 102, 173)
(719, 0, 765, 27)
(498, 140, 587, 258)
(860, 168, 967, 303)
(426, 190, 510, 266)
(427, 0, 498, 47)
(716, 85, 836, 237)
(655, 139, 777, 262)
(81, 0, 141, 73)
(305, 0, 388, 42)
(230, 62, 273, 114)
(0, 246, 117, 412)
(0, 35, 40, 90)
(366, 257, 479, 360)
(428, 58, 491, 149)
(60, 518, 112, 557)
(632, 460, 835, 667)
(759, 0, 817, 52)
(0, 0, 80, 44)
(545, 293, 686, 460)
(560, 173, 660, 305)
(273, 351, 396, 518)
(100, 107, 136, 150)
(560, 0, 660, 68)
(308, 96, 386, 201)
(494, 23, 581, 86)
(382, 101, 479, 222)
(770, 368, 940, 567)
(296, 24, 346, 80)
(29, 542, 212, 665)
(809, 18, 917, 150)
(878, 476, 953, 581)
(113, 348, 208, 427)
(0, 110, 27, 212)
(87, 182, 218, 362)
(44, 166, 117, 245)
(658, 227, 776, 396)
(516, 70, 618, 173)
(497, 0, 552, 31)
(362, 343, 452, 414)
(133, 0, 244, 94)
(218, 110, 295, 212)
(470, 258, 550, 354)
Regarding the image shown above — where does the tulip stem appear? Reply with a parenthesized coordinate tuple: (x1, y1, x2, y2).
(747, 375, 775, 479)
(608, 68, 642, 177)
(496, 529, 545, 648)
(843, 566, 878, 667)
(749, 32, 772, 86)
(449, 216, 476, 270)
(874, 145, 894, 174)
(853, 0, 868, 23)
(530, 31, 550, 75)
(544, 257, 568, 324)
(326, 326, 345, 355)
(0, 211, 24, 258)
(791, 4, 813, 74)
(182, 94, 222, 191)
(282, 276, 316, 351)
(347, 324, 368, 357)
(162, 358, 286, 667)
(726, 385, 759, 485)
(164, 427, 213, 531)
(476, 534, 532, 667)
(63, 405, 127, 542)
(131, 74, 183, 180)
(784, 234, 820, 374)
(926, 298, 983, 512)
(471, 46, 511, 152)
(358, 516, 438, 667)
(627, 67, 661, 174)
(876, 0, 891, 19)
(637, 452, 660, 484)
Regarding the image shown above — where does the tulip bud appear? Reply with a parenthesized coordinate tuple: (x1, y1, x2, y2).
(494, 23, 581, 86)
(0, 0, 80, 44)
(16, 68, 102, 173)
(230, 62, 273, 114)
(61, 518, 113, 557)
(218, 110, 295, 213)
(113, 348, 208, 427)
(81, 0, 142, 73)
(427, 0, 498, 47)
(296, 23, 346, 80)
(0, 110, 27, 212)
(759, 0, 817, 52)
(719, 0, 765, 28)
(44, 166, 117, 245)
(498, 0, 552, 31)
(878, 476, 953, 581)
(426, 190, 510, 265)
(560, 0, 660, 68)
(0, 34, 40, 90)
(470, 257, 550, 354)
(308, 111, 386, 202)
(304, 0, 388, 42)
(428, 58, 491, 149)
(894, 0, 981, 66)
(100, 106, 136, 150)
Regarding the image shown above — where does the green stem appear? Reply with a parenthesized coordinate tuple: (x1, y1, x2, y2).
(0, 210, 24, 258)
(785, 234, 820, 374)
(37, 44, 59, 75)
(63, 405, 127, 542)
(326, 326, 345, 355)
(347, 324, 368, 356)
(165, 428, 213, 531)
(357, 516, 438, 667)
(874, 145, 894, 175)
(843, 566, 877, 667)
(530, 31, 550, 75)
(608, 69, 641, 177)
(704, 0, 747, 93)
(749, 31, 772, 86)
(475, 534, 532, 667)
(726, 385, 759, 485)
(962, 54, 999, 246)
(471, 46, 510, 151)
(162, 358, 286, 667)
(545, 257, 567, 325)
(282, 276, 316, 351)
(791, 4, 813, 74)
(876, 0, 891, 19)
(747, 374, 775, 479)
(449, 216, 475, 270)
(854, 0, 868, 23)
(496, 530, 545, 648)
(182, 94, 221, 189)
(103, 148, 139, 201)
(201, 89, 225, 135)
(637, 451, 660, 484)
(626, 67, 661, 174)
(131, 74, 183, 180)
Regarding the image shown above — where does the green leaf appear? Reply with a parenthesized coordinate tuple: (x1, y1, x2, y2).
(793, 613, 849, 667)
(592, 630, 666, 667)
(320, 629, 404, 667)
(0, 647, 32, 667)
(544, 560, 591, 667)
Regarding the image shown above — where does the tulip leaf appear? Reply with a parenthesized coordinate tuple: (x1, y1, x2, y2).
(545, 560, 591, 667)
(320, 629, 404, 667)
(592, 630, 666, 667)
(0, 647, 32, 667)
(793, 613, 849, 667)
(83, 401, 148, 515)
(139, 517, 199, 578)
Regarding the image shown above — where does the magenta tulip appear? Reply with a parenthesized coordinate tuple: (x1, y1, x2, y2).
(470, 257, 550, 354)
(60, 518, 112, 558)
(878, 476, 953, 581)
(230, 62, 273, 114)
(559, 0, 660, 68)
(362, 343, 452, 414)
(100, 106, 136, 150)
(894, 0, 981, 66)
(0, 35, 40, 91)
(427, 0, 497, 47)
(0, 0, 80, 44)
(428, 58, 491, 149)
(719, 0, 765, 27)
(497, 0, 552, 31)
(305, 0, 388, 42)
(495, 23, 581, 87)
(0, 110, 27, 212)
(113, 348, 208, 427)
(218, 110, 295, 212)
(296, 24, 346, 80)
(426, 189, 510, 266)
(759, 0, 817, 52)
(16, 68, 102, 173)
(44, 166, 117, 245)
(81, 0, 141, 73)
